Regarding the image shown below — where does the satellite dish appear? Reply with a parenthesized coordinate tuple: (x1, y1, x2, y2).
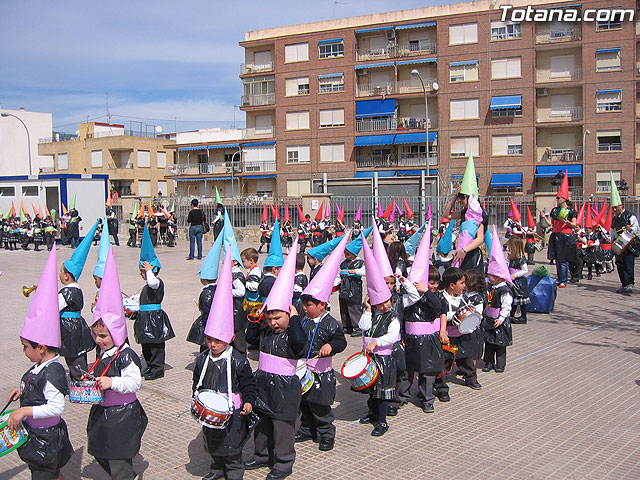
(155, 126, 163, 133)
(432, 82, 440, 91)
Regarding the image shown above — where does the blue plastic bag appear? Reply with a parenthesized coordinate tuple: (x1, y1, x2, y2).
(526, 275, 557, 313)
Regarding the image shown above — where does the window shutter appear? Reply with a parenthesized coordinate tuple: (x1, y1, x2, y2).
(506, 58, 521, 77)
(450, 99, 466, 119)
(491, 59, 507, 78)
(492, 136, 508, 156)
(450, 137, 465, 155)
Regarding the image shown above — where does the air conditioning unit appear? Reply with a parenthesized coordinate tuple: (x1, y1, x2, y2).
(356, 69, 368, 75)
(387, 30, 396, 39)
(537, 88, 548, 97)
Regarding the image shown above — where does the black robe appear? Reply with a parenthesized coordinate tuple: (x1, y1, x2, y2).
(549, 206, 579, 265)
(18, 359, 73, 473)
(87, 347, 148, 459)
(390, 291, 406, 372)
(257, 274, 277, 301)
(59, 286, 96, 358)
(482, 284, 514, 347)
(187, 284, 216, 346)
(403, 291, 446, 375)
(133, 278, 175, 344)
(192, 349, 257, 456)
(441, 291, 484, 360)
(362, 310, 398, 395)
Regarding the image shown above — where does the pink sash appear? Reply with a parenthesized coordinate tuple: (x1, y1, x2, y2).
(306, 357, 332, 373)
(363, 336, 393, 355)
(258, 352, 297, 376)
(102, 391, 137, 407)
(25, 416, 60, 428)
(405, 318, 440, 336)
(231, 392, 243, 410)
(486, 306, 501, 319)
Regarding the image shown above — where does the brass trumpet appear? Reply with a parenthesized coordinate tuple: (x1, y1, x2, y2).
(22, 285, 37, 297)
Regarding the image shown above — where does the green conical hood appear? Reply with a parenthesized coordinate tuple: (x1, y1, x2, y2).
(131, 202, 139, 220)
(460, 153, 479, 197)
(20, 209, 27, 223)
(50, 208, 57, 222)
(170, 200, 175, 213)
(610, 171, 622, 207)
(69, 192, 77, 210)
(215, 186, 222, 205)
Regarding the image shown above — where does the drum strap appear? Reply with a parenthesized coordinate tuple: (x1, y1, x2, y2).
(195, 347, 234, 411)
(302, 312, 327, 361)
(85, 344, 125, 379)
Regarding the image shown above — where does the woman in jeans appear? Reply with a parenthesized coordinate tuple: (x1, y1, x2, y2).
(187, 199, 206, 260)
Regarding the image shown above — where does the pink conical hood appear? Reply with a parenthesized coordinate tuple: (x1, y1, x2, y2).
(361, 232, 391, 306)
(324, 201, 331, 217)
(355, 203, 362, 222)
(377, 201, 383, 217)
(262, 237, 299, 313)
(204, 247, 235, 343)
(408, 220, 432, 285)
(21, 244, 61, 347)
(426, 203, 432, 221)
(487, 225, 512, 284)
(302, 230, 351, 303)
(371, 216, 393, 277)
(93, 246, 128, 346)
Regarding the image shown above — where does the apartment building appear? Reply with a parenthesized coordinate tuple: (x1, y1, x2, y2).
(38, 122, 175, 198)
(169, 0, 640, 199)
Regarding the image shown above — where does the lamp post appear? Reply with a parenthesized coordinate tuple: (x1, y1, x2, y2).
(411, 69, 439, 213)
(582, 129, 590, 197)
(1, 112, 32, 176)
(230, 148, 241, 226)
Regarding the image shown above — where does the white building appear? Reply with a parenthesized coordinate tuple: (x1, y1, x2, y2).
(0, 107, 54, 176)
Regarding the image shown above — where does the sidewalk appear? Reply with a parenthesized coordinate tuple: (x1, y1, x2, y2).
(0, 242, 638, 480)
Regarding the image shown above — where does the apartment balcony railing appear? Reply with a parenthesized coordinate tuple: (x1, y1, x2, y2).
(241, 93, 275, 107)
(396, 115, 438, 130)
(597, 143, 622, 152)
(244, 160, 276, 172)
(536, 67, 582, 83)
(398, 153, 438, 167)
(539, 147, 583, 163)
(38, 132, 79, 143)
(537, 106, 583, 122)
(356, 47, 392, 61)
(357, 78, 437, 97)
(355, 154, 437, 169)
(395, 41, 437, 57)
(240, 62, 273, 75)
(355, 115, 438, 133)
(242, 126, 275, 139)
(165, 160, 274, 176)
(536, 26, 582, 44)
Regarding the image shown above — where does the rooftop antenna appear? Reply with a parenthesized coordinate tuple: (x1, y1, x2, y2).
(106, 92, 111, 124)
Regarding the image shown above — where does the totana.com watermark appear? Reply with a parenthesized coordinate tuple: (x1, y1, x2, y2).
(500, 5, 634, 23)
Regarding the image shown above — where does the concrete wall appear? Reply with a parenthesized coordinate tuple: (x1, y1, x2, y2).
(0, 108, 53, 176)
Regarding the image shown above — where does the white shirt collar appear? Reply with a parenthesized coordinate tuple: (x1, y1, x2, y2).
(31, 354, 61, 374)
(64, 282, 80, 288)
(208, 345, 233, 362)
(100, 345, 120, 358)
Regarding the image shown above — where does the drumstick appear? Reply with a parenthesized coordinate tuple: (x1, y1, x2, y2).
(0, 398, 14, 417)
(298, 355, 320, 368)
(78, 367, 96, 381)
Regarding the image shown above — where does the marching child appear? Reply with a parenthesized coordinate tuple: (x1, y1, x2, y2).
(482, 226, 515, 373)
(307, 253, 322, 281)
(8, 244, 73, 480)
(89, 245, 148, 479)
(245, 238, 307, 480)
(258, 219, 284, 301)
(578, 206, 601, 280)
(338, 237, 366, 337)
(192, 250, 257, 480)
(506, 237, 530, 325)
(433, 219, 455, 276)
(292, 253, 309, 311)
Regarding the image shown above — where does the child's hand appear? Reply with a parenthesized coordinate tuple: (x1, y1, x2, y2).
(511, 274, 516, 281)
(494, 318, 503, 328)
(414, 282, 427, 294)
(319, 344, 332, 357)
(241, 402, 253, 416)
(364, 340, 377, 354)
(363, 295, 371, 312)
(141, 261, 153, 272)
(7, 407, 27, 431)
(96, 376, 113, 391)
(439, 332, 449, 345)
(289, 304, 298, 316)
(395, 273, 405, 283)
(8, 387, 20, 402)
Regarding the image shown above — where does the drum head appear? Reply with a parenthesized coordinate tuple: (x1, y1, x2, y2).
(458, 312, 481, 334)
(296, 363, 308, 380)
(342, 354, 367, 378)
(197, 390, 229, 412)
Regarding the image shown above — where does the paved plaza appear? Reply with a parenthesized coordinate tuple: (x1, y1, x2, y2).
(1, 238, 639, 480)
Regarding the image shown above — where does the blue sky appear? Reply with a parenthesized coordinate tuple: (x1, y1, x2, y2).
(0, 0, 458, 134)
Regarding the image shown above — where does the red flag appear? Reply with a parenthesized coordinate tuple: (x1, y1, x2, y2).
(314, 202, 324, 222)
(296, 204, 305, 223)
(261, 204, 268, 223)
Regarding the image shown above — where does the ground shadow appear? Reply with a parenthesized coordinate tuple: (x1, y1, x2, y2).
(0, 465, 27, 480)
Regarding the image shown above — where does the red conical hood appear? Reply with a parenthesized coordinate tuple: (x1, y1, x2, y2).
(557, 171, 570, 200)
(526, 206, 535, 229)
(314, 202, 324, 221)
(261, 204, 268, 223)
(575, 201, 586, 226)
(381, 200, 394, 219)
(403, 198, 413, 219)
(509, 198, 521, 223)
(283, 205, 290, 223)
(603, 207, 613, 232)
(584, 202, 593, 228)
(296, 204, 305, 223)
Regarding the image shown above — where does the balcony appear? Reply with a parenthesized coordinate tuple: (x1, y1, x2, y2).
(241, 93, 275, 107)
(357, 79, 437, 97)
(165, 160, 273, 177)
(538, 147, 583, 163)
(537, 106, 583, 122)
(240, 62, 273, 75)
(243, 160, 276, 172)
(355, 116, 438, 133)
(355, 153, 437, 169)
(242, 126, 275, 139)
(597, 142, 622, 152)
(536, 67, 582, 83)
(395, 41, 437, 57)
(356, 46, 393, 61)
(396, 115, 438, 130)
(536, 25, 582, 44)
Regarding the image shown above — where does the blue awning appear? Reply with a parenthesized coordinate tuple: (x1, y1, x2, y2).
(175, 176, 232, 181)
(177, 146, 206, 151)
(490, 95, 522, 110)
(355, 99, 396, 118)
(242, 174, 276, 179)
(355, 26, 393, 34)
(395, 22, 436, 30)
(318, 38, 342, 44)
(208, 143, 239, 150)
(535, 165, 582, 178)
(491, 173, 522, 187)
(596, 48, 621, 53)
(318, 72, 343, 79)
(450, 60, 478, 66)
(354, 170, 396, 178)
(242, 142, 275, 147)
(596, 89, 621, 94)
(451, 174, 479, 179)
(354, 134, 396, 146)
(394, 132, 437, 144)
(397, 169, 438, 176)
(396, 58, 437, 66)
(354, 62, 394, 70)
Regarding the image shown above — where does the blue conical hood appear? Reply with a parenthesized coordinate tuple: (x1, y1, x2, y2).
(63, 219, 99, 280)
(200, 228, 224, 280)
(93, 217, 110, 278)
(345, 225, 373, 255)
(222, 209, 242, 264)
(404, 223, 426, 256)
(436, 220, 454, 255)
(307, 235, 344, 261)
(139, 224, 161, 270)
(264, 218, 283, 268)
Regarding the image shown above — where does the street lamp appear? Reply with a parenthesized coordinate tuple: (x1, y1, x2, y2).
(230, 148, 242, 226)
(411, 69, 439, 213)
(1, 112, 32, 176)
(582, 129, 590, 196)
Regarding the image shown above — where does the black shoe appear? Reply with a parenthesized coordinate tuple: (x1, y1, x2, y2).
(359, 415, 375, 424)
(350, 328, 362, 337)
(387, 406, 398, 416)
(587, 274, 592, 280)
(266, 469, 291, 480)
(371, 422, 389, 437)
(244, 460, 269, 470)
(295, 432, 314, 443)
(436, 392, 450, 402)
(494, 366, 505, 373)
(343, 328, 353, 335)
(465, 380, 482, 390)
(511, 317, 527, 325)
(319, 438, 335, 451)
(482, 363, 494, 372)
(141, 367, 151, 376)
(143, 371, 164, 380)
(201, 473, 225, 480)
(422, 404, 435, 413)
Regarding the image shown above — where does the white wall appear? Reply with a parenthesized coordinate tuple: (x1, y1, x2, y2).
(176, 128, 243, 144)
(66, 178, 107, 228)
(0, 108, 54, 176)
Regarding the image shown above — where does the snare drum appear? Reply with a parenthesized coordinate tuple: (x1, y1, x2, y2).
(296, 360, 314, 395)
(190, 390, 232, 429)
(612, 231, 636, 255)
(69, 380, 104, 404)
(534, 242, 543, 252)
(122, 293, 140, 319)
(341, 352, 379, 391)
(0, 410, 28, 457)
(451, 306, 482, 334)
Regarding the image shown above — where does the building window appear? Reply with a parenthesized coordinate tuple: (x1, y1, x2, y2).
(91, 150, 103, 168)
(490, 21, 521, 40)
(596, 49, 621, 72)
(58, 153, 68, 170)
(284, 42, 309, 63)
(0, 186, 15, 197)
(492, 134, 523, 156)
(285, 111, 310, 130)
(596, 90, 622, 112)
(22, 186, 38, 197)
(319, 74, 344, 93)
(318, 39, 344, 59)
(449, 23, 478, 45)
(319, 143, 345, 162)
(137, 150, 150, 167)
(157, 151, 166, 168)
(450, 99, 479, 120)
(549, 55, 576, 79)
(287, 180, 311, 196)
(596, 11, 623, 31)
(449, 61, 478, 83)
(596, 171, 621, 192)
(157, 181, 167, 196)
(319, 109, 345, 128)
(242, 75, 276, 105)
(450, 136, 480, 157)
(492, 107, 522, 118)
(137, 180, 150, 197)
(285, 77, 310, 97)
(491, 57, 521, 79)
(596, 130, 622, 152)
(286, 145, 310, 164)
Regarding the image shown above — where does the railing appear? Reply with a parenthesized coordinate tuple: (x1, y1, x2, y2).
(356, 117, 397, 132)
(240, 62, 273, 74)
(395, 41, 437, 56)
(241, 93, 275, 106)
(357, 78, 438, 97)
(536, 25, 582, 44)
(38, 166, 56, 173)
(91, 130, 158, 139)
(537, 106, 583, 122)
(244, 160, 276, 172)
(165, 160, 273, 176)
(396, 115, 438, 130)
(242, 126, 275, 139)
(596, 102, 622, 112)
(536, 67, 582, 83)
(355, 154, 437, 168)
(540, 147, 583, 163)
(108, 162, 134, 170)
(38, 132, 79, 143)
(597, 143, 622, 152)
(356, 47, 392, 61)
(397, 153, 438, 167)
